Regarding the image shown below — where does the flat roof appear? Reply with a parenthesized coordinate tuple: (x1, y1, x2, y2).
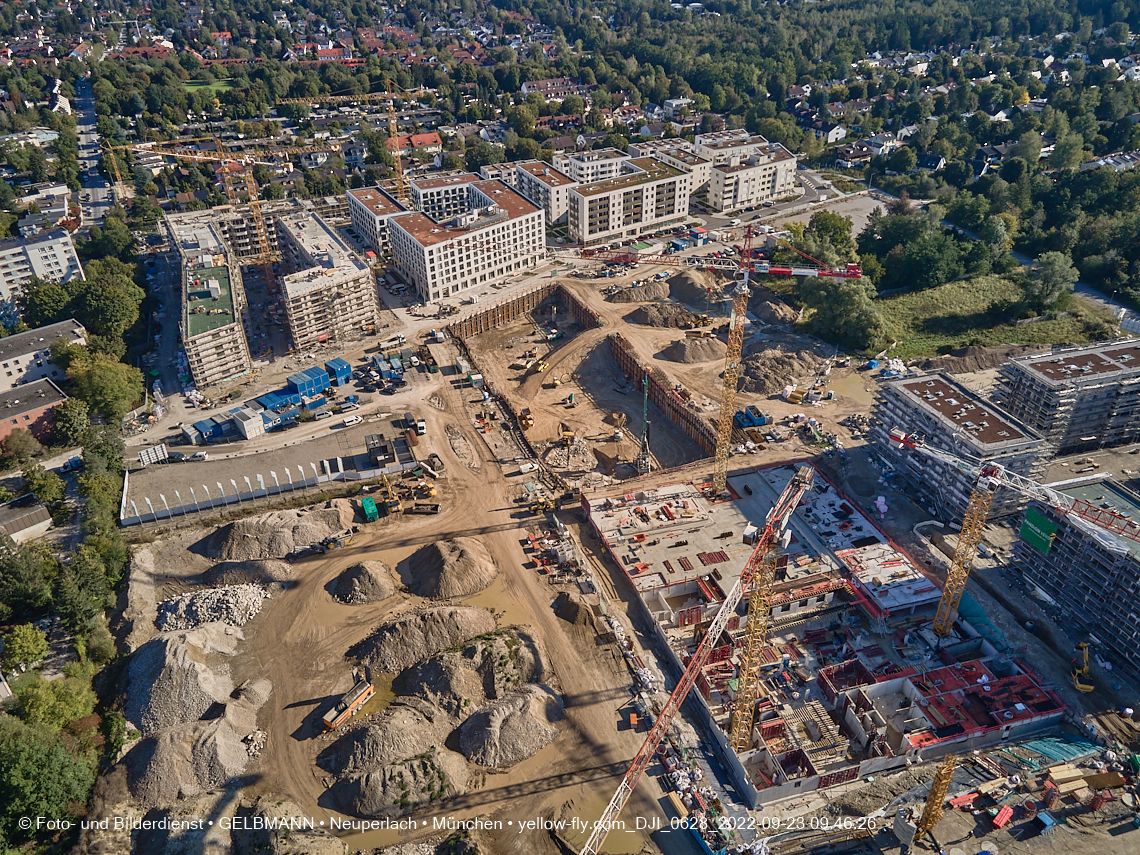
(516, 160, 576, 187)
(1052, 477, 1140, 559)
(168, 214, 227, 258)
(1010, 339, 1140, 385)
(347, 186, 407, 217)
(185, 265, 237, 338)
(390, 180, 540, 248)
(564, 147, 628, 162)
(0, 319, 85, 360)
(410, 173, 478, 191)
(573, 157, 686, 198)
(277, 211, 359, 261)
(0, 378, 66, 414)
(894, 375, 1032, 449)
(698, 134, 772, 152)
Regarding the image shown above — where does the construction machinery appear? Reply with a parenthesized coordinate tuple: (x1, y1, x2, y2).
(579, 465, 815, 855)
(1072, 642, 1095, 692)
(519, 409, 535, 431)
(534, 360, 548, 373)
(530, 498, 556, 514)
(636, 371, 652, 475)
(322, 677, 375, 731)
(381, 474, 402, 514)
(890, 429, 1140, 637)
(915, 754, 957, 843)
(361, 496, 379, 523)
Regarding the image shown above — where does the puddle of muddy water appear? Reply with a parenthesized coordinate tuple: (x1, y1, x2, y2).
(463, 572, 536, 628)
(825, 370, 875, 407)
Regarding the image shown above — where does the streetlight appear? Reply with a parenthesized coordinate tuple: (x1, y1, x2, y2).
(144, 497, 156, 523)
(175, 490, 183, 516)
(190, 487, 201, 514)
(231, 479, 241, 506)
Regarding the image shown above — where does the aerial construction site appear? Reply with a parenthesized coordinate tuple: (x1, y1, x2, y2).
(92, 227, 1140, 855)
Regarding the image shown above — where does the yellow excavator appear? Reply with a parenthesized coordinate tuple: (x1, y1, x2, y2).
(1072, 642, 1095, 692)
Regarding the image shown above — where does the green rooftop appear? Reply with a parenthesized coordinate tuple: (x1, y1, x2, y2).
(185, 265, 237, 338)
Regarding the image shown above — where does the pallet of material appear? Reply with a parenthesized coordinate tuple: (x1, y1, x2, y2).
(1056, 779, 1088, 795)
(977, 778, 1009, 796)
(1049, 765, 1086, 784)
(1082, 771, 1126, 789)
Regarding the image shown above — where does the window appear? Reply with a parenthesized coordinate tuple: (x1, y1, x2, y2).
(22, 415, 29, 422)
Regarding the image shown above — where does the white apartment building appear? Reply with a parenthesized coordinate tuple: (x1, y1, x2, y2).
(513, 160, 577, 226)
(276, 212, 379, 350)
(478, 163, 517, 186)
(409, 174, 477, 221)
(693, 129, 752, 148)
(706, 140, 798, 212)
(347, 186, 408, 258)
(170, 217, 252, 389)
(628, 139, 712, 189)
(0, 319, 86, 392)
(553, 148, 630, 183)
(389, 179, 545, 302)
(0, 230, 84, 320)
(567, 157, 691, 246)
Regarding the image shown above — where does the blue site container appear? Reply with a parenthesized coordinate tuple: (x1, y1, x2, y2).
(325, 358, 352, 386)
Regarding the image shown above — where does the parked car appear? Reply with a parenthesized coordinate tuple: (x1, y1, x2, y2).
(314, 410, 333, 421)
(342, 415, 364, 427)
(189, 451, 209, 461)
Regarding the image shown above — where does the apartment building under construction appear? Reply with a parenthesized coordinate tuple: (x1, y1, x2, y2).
(995, 340, 1140, 453)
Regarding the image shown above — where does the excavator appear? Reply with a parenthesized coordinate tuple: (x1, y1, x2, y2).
(1072, 642, 1095, 692)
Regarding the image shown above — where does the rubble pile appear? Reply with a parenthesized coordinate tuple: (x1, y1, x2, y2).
(407, 538, 498, 599)
(458, 685, 562, 767)
(545, 436, 594, 470)
(750, 286, 798, 324)
(739, 347, 829, 395)
(625, 303, 701, 328)
(609, 280, 670, 302)
(242, 794, 348, 855)
(155, 584, 268, 631)
(348, 606, 496, 673)
(660, 337, 727, 363)
(910, 343, 1049, 374)
(206, 501, 355, 561)
(332, 562, 398, 604)
(327, 746, 470, 818)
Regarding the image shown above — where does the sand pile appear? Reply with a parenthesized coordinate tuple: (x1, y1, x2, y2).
(660, 337, 726, 363)
(826, 767, 933, 816)
(327, 745, 470, 818)
(318, 697, 451, 775)
(155, 584, 267, 631)
(669, 269, 723, 306)
(553, 593, 598, 629)
(125, 623, 242, 735)
(739, 347, 828, 395)
(203, 559, 294, 586)
(242, 794, 348, 855)
(333, 562, 397, 604)
(407, 538, 498, 599)
(458, 685, 562, 767)
(349, 606, 496, 673)
(125, 678, 272, 807)
(751, 286, 797, 324)
(625, 303, 700, 328)
(910, 343, 1049, 374)
(402, 627, 550, 717)
(206, 500, 355, 561)
(608, 280, 670, 302)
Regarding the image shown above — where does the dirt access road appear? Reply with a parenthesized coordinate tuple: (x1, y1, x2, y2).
(236, 367, 691, 854)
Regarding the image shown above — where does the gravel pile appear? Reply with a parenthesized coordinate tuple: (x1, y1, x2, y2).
(625, 303, 700, 328)
(317, 697, 450, 775)
(739, 347, 829, 395)
(203, 559, 294, 586)
(126, 677, 272, 808)
(458, 685, 562, 767)
(333, 562, 397, 604)
(751, 286, 797, 325)
(155, 584, 267, 631)
(125, 623, 242, 735)
(242, 794, 347, 855)
(349, 606, 496, 674)
(327, 746, 470, 818)
(668, 269, 723, 307)
(660, 337, 726, 363)
(609, 280, 670, 302)
(407, 538, 498, 599)
(206, 500, 355, 561)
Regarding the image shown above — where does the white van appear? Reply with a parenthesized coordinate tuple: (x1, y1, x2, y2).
(342, 415, 364, 427)
(728, 218, 742, 226)
(314, 410, 333, 421)
(189, 451, 209, 462)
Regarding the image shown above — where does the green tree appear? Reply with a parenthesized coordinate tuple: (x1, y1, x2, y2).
(14, 674, 96, 729)
(55, 549, 109, 637)
(52, 397, 91, 448)
(1, 430, 43, 467)
(0, 544, 59, 623)
(67, 356, 143, 421)
(1049, 133, 1085, 170)
(23, 465, 64, 505)
(799, 277, 891, 351)
(465, 139, 505, 172)
(805, 211, 858, 260)
(889, 146, 917, 173)
(0, 716, 95, 843)
(1, 623, 48, 670)
(1027, 251, 1078, 309)
(1013, 131, 1043, 163)
(17, 280, 71, 328)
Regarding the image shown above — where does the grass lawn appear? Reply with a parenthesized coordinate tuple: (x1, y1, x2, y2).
(185, 79, 236, 95)
(877, 274, 1114, 359)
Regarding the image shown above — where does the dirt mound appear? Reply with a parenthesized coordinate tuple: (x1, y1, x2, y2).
(625, 303, 700, 328)
(751, 286, 797, 325)
(458, 685, 562, 767)
(206, 500, 355, 561)
(333, 562, 397, 604)
(668, 269, 723, 307)
(402, 627, 550, 717)
(203, 559, 293, 586)
(739, 347, 828, 395)
(155, 584, 267, 631)
(660, 337, 726, 363)
(125, 678, 272, 807)
(317, 697, 451, 775)
(407, 538, 498, 599)
(327, 745, 470, 818)
(124, 548, 158, 652)
(242, 794, 347, 854)
(609, 280, 670, 302)
(349, 606, 496, 674)
(125, 623, 242, 735)
(553, 593, 599, 629)
(910, 343, 1050, 374)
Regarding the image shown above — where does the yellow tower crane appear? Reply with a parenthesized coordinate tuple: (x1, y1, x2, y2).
(890, 429, 1140, 637)
(710, 227, 754, 497)
(386, 80, 409, 204)
(915, 753, 957, 842)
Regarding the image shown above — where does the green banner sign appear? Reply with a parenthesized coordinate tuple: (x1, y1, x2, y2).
(1020, 506, 1058, 555)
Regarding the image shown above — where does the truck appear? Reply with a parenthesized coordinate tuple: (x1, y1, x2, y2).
(408, 502, 441, 514)
(361, 496, 379, 523)
(322, 679, 375, 731)
(405, 412, 426, 436)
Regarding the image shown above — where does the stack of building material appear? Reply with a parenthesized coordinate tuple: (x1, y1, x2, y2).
(1049, 763, 1088, 795)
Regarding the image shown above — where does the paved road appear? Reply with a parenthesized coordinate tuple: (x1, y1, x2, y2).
(73, 78, 114, 232)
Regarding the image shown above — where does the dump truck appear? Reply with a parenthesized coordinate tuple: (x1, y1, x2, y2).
(408, 503, 441, 514)
(361, 496, 379, 522)
(322, 679, 375, 731)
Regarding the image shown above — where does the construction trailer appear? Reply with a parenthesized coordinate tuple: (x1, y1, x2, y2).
(322, 679, 375, 731)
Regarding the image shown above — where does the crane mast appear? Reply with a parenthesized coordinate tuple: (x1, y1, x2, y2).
(580, 465, 814, 855)
(889, 428, 1140, 637)
(711, 227, 753, 497)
